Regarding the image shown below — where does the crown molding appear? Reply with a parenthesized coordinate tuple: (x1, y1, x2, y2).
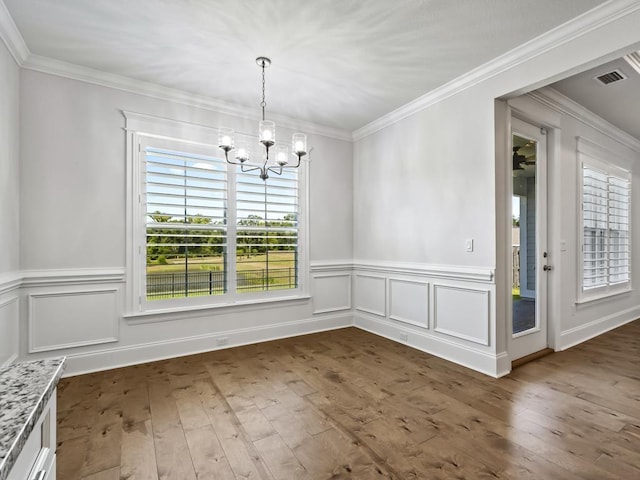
(623, 51, 640, 75)
(0, 0, 29, 64)
(352, 0, 640, 141)
(20, 53, 352, 142)
(528, 86, 640, 153)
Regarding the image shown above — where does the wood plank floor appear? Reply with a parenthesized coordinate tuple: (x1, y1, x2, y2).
(57, 321, 640, 479)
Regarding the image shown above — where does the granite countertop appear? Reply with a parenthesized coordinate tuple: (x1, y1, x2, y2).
(0, 358, 66, 480)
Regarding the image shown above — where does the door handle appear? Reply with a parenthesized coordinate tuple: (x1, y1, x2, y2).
(543, 265, 553, 271)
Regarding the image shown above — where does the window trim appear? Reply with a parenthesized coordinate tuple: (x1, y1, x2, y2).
(123, 111, 310, 317)
(577, 137, 632, 303)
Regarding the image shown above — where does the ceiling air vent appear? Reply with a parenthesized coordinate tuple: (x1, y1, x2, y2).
(595, 70, 626, 85)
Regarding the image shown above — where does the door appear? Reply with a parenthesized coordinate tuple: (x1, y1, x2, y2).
(510, 117, 549, 360)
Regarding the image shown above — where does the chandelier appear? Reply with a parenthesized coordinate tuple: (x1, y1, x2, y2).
(218, 57, 308, 181)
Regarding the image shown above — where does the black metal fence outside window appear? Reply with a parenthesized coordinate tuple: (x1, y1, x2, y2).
(146, 268, 297, 299)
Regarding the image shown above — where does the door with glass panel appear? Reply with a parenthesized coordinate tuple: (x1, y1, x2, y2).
(510, 118, 549, 360)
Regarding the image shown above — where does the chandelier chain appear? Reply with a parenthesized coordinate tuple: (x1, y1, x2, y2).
(261, 63, 266, 121)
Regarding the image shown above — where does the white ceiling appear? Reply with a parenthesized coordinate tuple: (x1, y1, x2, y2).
(551, 56, 640, 141)
(4, 0, 606, 132)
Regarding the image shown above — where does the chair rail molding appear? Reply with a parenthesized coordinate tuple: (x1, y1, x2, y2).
(0, 272, 22, 296)
(353, 260, 494, 283)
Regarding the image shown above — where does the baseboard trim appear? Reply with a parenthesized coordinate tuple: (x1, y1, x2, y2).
(63, 313, 353, 377)
(353, 314, 506, 378)
(1, 353, 17, 368)
(495, 352, 511, 378)
(559, 306, 640, 350)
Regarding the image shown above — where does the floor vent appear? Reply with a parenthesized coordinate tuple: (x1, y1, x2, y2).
(595, 70, 626, 85)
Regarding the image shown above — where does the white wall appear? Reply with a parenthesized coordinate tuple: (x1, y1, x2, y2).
(17, 69, 353, 374)
(0, 39, 20, 366)
(354, 86, 496, 266)
(352, 8, 640, 376)
(0, 41, 19, 274)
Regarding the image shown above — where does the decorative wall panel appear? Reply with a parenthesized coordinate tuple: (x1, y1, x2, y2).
(388, 278, 429, 328)
(29, 287, 119, 352)
(312, 273, 352, 314)
(433, 284, 490, 345)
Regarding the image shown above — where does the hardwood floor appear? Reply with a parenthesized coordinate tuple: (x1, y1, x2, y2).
(57, 321, 640, 479)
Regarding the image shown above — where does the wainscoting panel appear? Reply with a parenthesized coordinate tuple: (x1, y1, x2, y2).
(29, 287, 120, 353)
(312, 273, 352, 314)
(388, 278, 429, 328)
(433, 284, 490, 346)
(0, 296, 19, 366)
(354, 274, 386, 317)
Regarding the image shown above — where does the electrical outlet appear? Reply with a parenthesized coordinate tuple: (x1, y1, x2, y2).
(399, 332, 408, 342)
(216, 337, 229, 347)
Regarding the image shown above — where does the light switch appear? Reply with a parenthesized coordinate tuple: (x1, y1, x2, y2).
(465, 238, 474, 252)
(560, 240, 567, 252)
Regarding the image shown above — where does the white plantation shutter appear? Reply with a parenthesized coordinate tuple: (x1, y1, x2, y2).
(143, 145, 228, 299)
(582, 163, 630, 291)
(608, 175, 630, 283)
(235, 167, 299, 293)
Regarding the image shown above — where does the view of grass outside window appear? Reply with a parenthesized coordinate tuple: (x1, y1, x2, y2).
(144, 142, 298, 301)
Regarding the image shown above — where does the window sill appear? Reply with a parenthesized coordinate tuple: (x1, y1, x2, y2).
(576, 287, 632, 306)
(124, 294, 311, 325)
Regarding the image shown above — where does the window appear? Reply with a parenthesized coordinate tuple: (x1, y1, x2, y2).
(580, 150, 631, 297)
(125, 116, 307, 314)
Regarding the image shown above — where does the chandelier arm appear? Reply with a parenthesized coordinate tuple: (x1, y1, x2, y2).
(290, 154, 303, 169)
(240, 165, 261, 174)
(222, 149, 262, 172)
(222, 149, 244, 166)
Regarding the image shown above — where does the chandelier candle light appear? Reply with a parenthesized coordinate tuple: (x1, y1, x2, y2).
(218, 57, 308, 180)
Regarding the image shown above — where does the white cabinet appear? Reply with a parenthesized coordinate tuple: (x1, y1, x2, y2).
(7, 391, 56, 480)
